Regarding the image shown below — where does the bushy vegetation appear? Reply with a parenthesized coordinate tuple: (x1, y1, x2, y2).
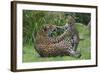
(23, 10, 91, 62)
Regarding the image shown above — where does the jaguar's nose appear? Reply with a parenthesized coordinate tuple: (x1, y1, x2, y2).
(53, 28, 57, 31)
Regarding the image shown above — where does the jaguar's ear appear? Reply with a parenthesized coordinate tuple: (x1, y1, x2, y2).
(67, 15, 76, 24)
(43, 25, 47, 31)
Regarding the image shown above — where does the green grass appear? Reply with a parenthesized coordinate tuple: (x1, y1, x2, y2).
(23, 23, 91, 62)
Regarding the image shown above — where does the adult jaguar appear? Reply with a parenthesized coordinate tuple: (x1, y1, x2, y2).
(34, 23, 81, 58)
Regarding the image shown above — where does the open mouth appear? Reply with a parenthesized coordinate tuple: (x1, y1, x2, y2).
(50, 27, 65, 38)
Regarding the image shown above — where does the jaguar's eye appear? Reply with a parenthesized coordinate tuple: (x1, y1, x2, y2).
(44, 27, 47, 31)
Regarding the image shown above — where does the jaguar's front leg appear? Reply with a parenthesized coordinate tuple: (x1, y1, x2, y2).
(71, 42, 78, 51)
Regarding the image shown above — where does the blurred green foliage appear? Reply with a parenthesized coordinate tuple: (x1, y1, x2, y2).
(23, 10, 91, 62)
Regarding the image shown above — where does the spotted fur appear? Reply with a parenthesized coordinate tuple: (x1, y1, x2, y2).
(34, 24, 81, 57)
